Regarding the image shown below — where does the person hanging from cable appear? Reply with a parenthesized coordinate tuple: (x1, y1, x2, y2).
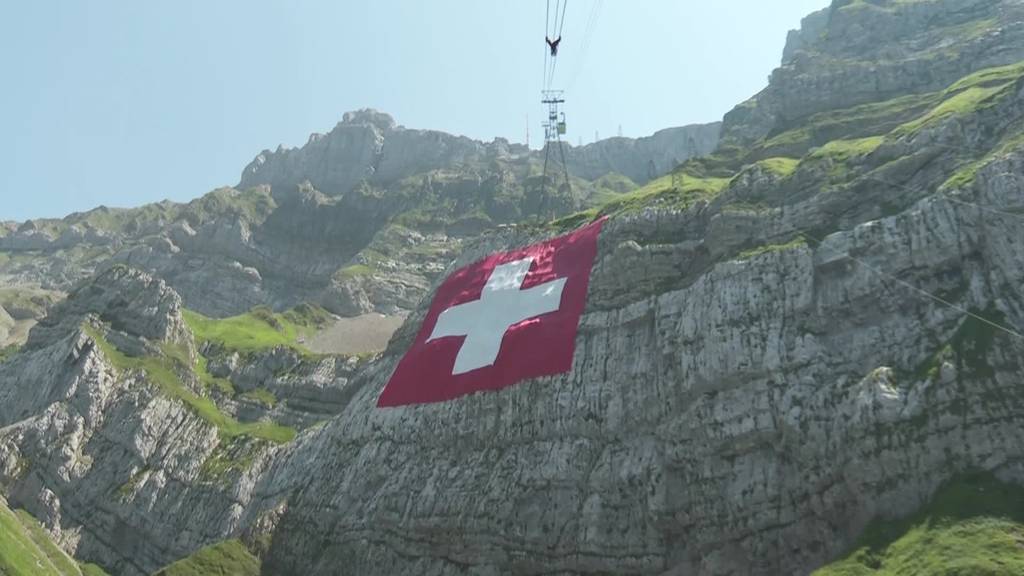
(546, 35, 562, 56)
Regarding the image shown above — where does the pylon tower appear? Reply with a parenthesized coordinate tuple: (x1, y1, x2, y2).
(539, 90, 571, 219)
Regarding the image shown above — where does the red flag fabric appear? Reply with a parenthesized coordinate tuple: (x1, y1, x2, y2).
(377, 218, 606, 407)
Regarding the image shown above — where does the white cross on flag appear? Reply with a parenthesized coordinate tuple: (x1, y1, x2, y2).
(377, 218, 605, 407)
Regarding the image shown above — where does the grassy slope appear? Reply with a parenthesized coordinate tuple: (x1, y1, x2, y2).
(83, 324, 296, 443)
(545, 60, 1024, 233)
(152, 540, 260, 576)
(183, 304, 328, 356)
(0, 501, 109, 576)
(815, 473, 1024, 575)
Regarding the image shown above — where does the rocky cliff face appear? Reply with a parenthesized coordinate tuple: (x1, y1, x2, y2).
(722, 0, 1024, 146)
(240, 109, 719, 197)
(0, 267, 368, 575)
(565, 123, 723, 183)
(2, 1, 1024, 575)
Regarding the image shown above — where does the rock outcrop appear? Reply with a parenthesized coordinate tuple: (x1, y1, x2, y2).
(721, 0, 1024, 146)
(239, 109, 719, 197)
(565, 123, 723, 183)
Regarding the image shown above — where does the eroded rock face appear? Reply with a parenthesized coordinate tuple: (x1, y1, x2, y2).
(0, 269, 274, 575)
(565, 123, 723, 183)
(27, 265, 191, 347)
(0, 267, 362, 575)
(252, 141, 1024, 576)
(721, 0, 1024, 145)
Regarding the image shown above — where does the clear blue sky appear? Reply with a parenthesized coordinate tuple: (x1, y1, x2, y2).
(0, 0, 829, 221)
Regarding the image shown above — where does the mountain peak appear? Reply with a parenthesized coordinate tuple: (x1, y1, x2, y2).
(340, 108, 397, 131)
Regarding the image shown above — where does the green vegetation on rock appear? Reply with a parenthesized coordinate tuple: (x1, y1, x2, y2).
(184, 305, 326, 355)
(895, 62, 1024, 136)
(760, 93, 939, 158)
(198, 438, 264, 485)
(0, 287, 62, 319)
(333, 263, 374, 281)
(116, 467, 150, 499)
(153, 539, 260, 576)
(535, 172, 729, 232)
(755, 157, 800, 177)
(942, 130, 1024, 190)
(0, 344, 19, 363)
(83, 324, 296, 443)
(0, 500, 109, 576)
(912, 307, 1007, 383)
(814, 472, 1024, 576)
(79, 565, 109, 576)
(239, 388, 277, 408)
(596, 173, 731, 217)
(737, 235, 808, 260)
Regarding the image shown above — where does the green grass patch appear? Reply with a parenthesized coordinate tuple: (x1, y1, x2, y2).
(183, 306, 317, 355)
(153, 539, 260, 576)
(0, 344, 19, 363)
(239, 388, 277, 408)
(814, 472, 1024, 576)
(83, 324, 295, 444)
(896, 84, 1011, 136)
(545, 209, 600, 233)
(804, 137, 885, 181)
(755, 157, 800, 177)
(531, 172, 729, 233)
(759, 61, 1024, 160)
(736, 235, 808, 260)
(941, 130, 1024, 190)
(198, 439, 263, 484)
(595, 173, 731, 217)
(12, 510, 81, 576)
(333, 264, 373, 282)
(193, 354, 235, 396)
(809, 137, 885, 162)
(280, 302, 332, 330)
(894, 62, 1023, 137)
(159, 342, 234, 396)
(0, 500, 105, 575)
(116, 467, 150, 499)
(182, 187, 276, 227)
(79, 565, 109, 576)
(947, 61, 1024, 93)
(761, 93, 939, 158)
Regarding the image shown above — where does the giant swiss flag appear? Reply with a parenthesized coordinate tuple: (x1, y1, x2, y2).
(377, 218, 605, 407)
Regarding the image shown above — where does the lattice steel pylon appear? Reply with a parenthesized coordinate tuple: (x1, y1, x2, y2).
(539, 90, 571, 219)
